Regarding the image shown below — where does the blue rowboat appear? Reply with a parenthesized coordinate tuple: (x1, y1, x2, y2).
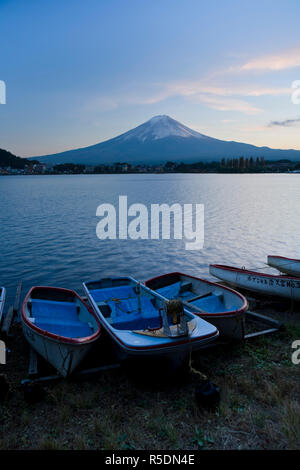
(82, 276, 219, 365)
(145, 272, 248, 340)
(21, 286, 101, 377)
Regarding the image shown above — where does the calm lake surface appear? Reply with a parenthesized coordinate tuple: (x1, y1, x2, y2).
(1, 173, 299, 306)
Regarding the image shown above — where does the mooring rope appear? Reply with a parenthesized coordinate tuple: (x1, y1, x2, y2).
(188, 337, 208, 381)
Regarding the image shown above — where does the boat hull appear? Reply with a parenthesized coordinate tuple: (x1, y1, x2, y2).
(145, 273, 247, 341)
(22, 321, 94, 377)
(268, 255, 300, 277)
(110, 330, 217, 367)
(209, 264, 300, 301)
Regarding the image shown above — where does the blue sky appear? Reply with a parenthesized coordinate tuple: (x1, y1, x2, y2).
(1, 0, 300, 156)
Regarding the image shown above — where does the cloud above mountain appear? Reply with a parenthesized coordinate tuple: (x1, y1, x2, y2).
(86, 48, 295, 116)
(87, 80, 290, 115)
(269, 117, 300, 127)
(237, 48, 300, 72)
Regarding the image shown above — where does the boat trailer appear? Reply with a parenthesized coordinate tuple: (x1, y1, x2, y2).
(244, 310, 284, 339)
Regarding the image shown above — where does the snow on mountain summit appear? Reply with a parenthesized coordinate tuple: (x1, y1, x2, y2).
(32, 113, 300, 166)
(117, 115, 206, 142)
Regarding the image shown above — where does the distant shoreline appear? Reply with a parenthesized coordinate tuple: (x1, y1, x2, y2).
(1, 170, 299, 176)
(2, 156, 300, 176)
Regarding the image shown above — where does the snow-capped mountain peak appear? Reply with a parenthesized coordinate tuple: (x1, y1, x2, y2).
(117, 115, 206, 142)
(31, 114, 300, 166)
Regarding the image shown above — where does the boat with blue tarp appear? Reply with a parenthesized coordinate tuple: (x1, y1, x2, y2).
(83, 276, 219, 364)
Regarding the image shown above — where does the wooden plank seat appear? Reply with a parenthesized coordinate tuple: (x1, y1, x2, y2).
(179, 281, 193, 293)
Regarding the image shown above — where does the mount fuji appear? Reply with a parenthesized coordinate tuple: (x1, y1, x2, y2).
(29, 115, 300, 165)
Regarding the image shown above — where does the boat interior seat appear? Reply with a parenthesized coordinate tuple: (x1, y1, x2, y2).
(110, 297, 164, 330)
(180, 281, 193, 293)
(156, 281, 181, 299)
(89, 286, 136, 303)
(113, 316, 162, 330)
(29, 299, 93, 338)
(30, 299, 78, 321)
(34, 320, 93, 338)
(156, 281, 195, 300)
(190, 292, 225, 312)
(108, 296, 158, 320)
(214, 292, 224, 299)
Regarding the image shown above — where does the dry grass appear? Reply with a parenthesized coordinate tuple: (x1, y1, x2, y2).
(0, 298, 299, 450)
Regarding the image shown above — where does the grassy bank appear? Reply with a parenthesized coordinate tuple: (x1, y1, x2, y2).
(0, 299, 299, 450)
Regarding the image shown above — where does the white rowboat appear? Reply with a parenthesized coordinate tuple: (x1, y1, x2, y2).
(209, 264, 300, 301)
(267, 255, 300, 277)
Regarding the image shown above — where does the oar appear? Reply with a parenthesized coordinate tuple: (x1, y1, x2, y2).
(185, 292, 213, 303)
(182, 291, 213, 313)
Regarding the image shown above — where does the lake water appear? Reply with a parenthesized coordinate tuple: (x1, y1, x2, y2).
(1, 173, 299, 306)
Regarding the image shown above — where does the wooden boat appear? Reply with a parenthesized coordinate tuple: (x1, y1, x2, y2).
(0, 287, 6, 325)
(267, 255, 300, 277)
(83, 276, 219, 365)
(21, 286, 101, 377)
(145, 272, 248, 340)
(209, 264, 300, 301)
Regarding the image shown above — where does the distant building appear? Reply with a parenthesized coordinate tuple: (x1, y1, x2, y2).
(33, 163, 47, 174)
(84, 165, 95, 173)
(113, 162, 129, 172)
